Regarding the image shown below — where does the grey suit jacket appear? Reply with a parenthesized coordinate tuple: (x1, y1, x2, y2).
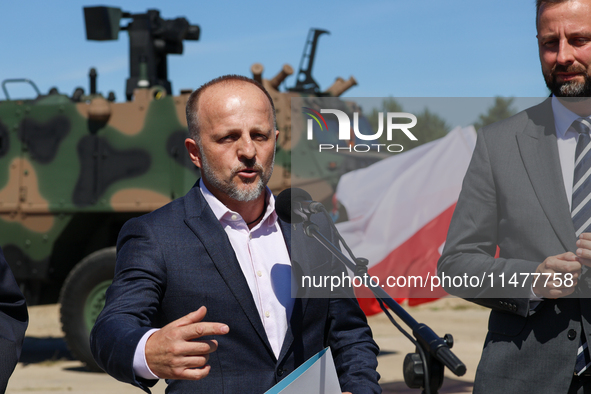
(438, 99, 591, 393)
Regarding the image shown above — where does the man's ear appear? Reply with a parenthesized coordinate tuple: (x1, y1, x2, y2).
(185, 138, 202, 168)
(275, 129, 279, 142)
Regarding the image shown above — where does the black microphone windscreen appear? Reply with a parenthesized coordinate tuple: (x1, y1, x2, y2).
(276, 188, 293, 223)
(276, 188, 312, 224)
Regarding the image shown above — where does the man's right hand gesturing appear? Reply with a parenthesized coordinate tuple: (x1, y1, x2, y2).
(145, 306, 229, 380)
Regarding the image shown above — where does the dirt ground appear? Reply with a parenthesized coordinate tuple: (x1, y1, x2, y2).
(6, 297, 489, 394)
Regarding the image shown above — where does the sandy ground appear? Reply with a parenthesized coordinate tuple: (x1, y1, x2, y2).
(6, 297, 489, 394)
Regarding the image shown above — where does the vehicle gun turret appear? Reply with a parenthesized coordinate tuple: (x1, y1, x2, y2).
(251, 28, 383, 205)
(84, 6, 200, 100)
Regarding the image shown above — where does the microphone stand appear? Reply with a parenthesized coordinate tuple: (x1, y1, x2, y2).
(301, 219, 466, 394)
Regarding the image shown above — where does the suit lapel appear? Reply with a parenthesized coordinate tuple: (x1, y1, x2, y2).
(516, 102, 577, 252)
(182, 186, 275, 358)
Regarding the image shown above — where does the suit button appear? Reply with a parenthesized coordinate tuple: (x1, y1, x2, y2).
(277, 369, 284, 376)
(568, 329, 577, 340)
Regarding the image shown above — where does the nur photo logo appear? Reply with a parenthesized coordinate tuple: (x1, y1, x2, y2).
(303, 108, 418, 153)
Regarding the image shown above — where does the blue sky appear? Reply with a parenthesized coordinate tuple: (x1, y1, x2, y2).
(1, 1, 547, 119)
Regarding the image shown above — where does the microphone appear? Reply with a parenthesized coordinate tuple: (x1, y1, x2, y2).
(276, 188, 325, 224)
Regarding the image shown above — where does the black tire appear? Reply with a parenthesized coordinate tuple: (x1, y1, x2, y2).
(59, 247, 116, 372)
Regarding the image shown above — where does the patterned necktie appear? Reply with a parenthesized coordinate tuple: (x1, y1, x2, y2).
(571, 117, 591, 375)
(572, 118, 591, 237)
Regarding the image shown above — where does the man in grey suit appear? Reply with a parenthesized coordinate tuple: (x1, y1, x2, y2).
(438, 0, 591, 392)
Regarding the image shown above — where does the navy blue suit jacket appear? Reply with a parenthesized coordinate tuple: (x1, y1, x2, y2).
(90, 185, 380, 393)
(0, 247, 28, 392)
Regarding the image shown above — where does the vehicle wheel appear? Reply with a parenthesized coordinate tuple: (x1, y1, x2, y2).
(59, 247, 116, 372)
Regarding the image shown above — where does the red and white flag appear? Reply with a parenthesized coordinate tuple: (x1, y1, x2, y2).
(335, 126, 477, 315)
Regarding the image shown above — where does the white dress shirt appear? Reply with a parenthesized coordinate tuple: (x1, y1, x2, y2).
(132, 181, 293, 379)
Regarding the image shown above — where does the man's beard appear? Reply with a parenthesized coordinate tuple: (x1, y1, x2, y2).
(544, 64, 591, 97)
(200, 150, 274, 202)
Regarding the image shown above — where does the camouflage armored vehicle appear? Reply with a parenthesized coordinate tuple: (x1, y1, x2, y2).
(0, 7, 379, 371)
(0, 7, 200, 371)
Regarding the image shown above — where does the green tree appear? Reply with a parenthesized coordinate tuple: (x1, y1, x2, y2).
(366, 97, 449, 150)
(473, 97, 517, 130)
(411, 107, 448, 142)
(367, 98, 403, 143)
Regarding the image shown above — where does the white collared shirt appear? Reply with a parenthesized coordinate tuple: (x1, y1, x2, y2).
(133, 181, 293, 379)
(199, 181, 294, 359)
